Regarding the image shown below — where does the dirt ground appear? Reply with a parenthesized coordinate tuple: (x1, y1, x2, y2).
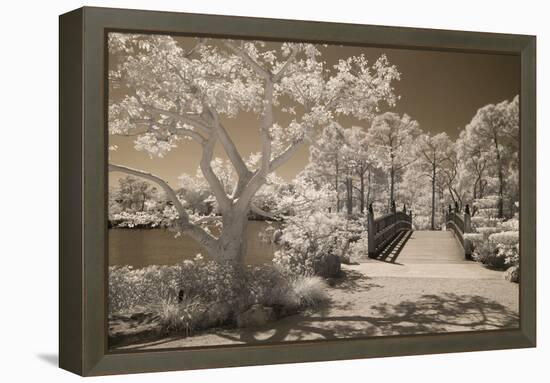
(113, 266, 518, 350)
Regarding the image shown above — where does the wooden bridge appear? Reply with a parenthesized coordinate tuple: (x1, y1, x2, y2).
(367, 201, 473, 263)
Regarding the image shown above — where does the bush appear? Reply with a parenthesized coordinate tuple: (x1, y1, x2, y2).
(348, 232, 369, 261)
(292, 276, 328, 308)
(504, 265, 520, 283)
(464, 222, 519, 269)
(108, 256, 328, 335)
(157, 296, 205, 335)
(498, 218, 519, 231)
(489, 231, 519, 246)
(471, 241, 507, 269)
(110, 205, 179, 228)
(273, 212, 360, 276)
(476, 226, 501, 236)
(108, 265, 178, 314)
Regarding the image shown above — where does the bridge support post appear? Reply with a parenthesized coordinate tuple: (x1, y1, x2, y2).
(367, 204, 376, 258)
(463, 204, 472, 260)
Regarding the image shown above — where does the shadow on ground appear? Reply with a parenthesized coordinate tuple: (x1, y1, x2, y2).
(210, 293, 519, 344)
(329, 269, 383, 293)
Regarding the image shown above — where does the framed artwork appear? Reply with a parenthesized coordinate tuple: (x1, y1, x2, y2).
(59, 6, 536, 376)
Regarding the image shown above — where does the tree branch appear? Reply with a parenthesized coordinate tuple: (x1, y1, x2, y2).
(250, 204, 279, 220)
(273, 45, 300, 82)
(269, 139, 304, 171)
(199, 135, 232, 212)
(260, 81, 275, 173)
(224, 41, 271, 80)
(109, 164, 187, 218)
(192, 215, 222, 225)
(148, 107, 212, 134)
(207, 107, 252, 182)
(108, 163, 218, 250)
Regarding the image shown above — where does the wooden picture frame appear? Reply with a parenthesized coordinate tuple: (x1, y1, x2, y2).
(59, 6, 536, 376)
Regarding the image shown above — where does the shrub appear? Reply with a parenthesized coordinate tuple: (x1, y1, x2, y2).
(108, 256, 326, 335)
(498, 218, 519, 231)
(348, 232, 369, 261)
(248, 265, 298, 307)
(273, 212, 360, 276)
(489, 231, 519, 246)
(504, 265, 519, 283)
(465, 219, 519, 269)
(108, 265, 178, 314)
(471, 241, 507, 269)
(110, 205, 179, 228)
(463, 233, 484, 248)
(470, 216, 502, 231)
(292, 276, 328, 308)
(156, 296, 205, 335)
(476, 226, 501, 236)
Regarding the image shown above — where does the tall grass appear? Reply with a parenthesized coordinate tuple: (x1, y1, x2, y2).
(292, 276, 329, 307)
(109, 258, 329, 335)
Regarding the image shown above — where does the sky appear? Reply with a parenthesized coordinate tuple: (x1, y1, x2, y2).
(108, 35, 520, 188)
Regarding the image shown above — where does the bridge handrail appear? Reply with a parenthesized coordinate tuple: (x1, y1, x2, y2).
(446, 212, 464, 245)
(445, 204, 472, 259)
(368, 204, 412, 257)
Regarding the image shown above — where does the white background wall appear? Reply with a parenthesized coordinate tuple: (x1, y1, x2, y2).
(0, 0, 547, 381)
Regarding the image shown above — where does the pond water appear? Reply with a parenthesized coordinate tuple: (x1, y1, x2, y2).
(109, 220, 278, 267)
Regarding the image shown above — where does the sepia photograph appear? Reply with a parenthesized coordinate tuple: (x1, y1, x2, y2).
(106, 32, 520, 351)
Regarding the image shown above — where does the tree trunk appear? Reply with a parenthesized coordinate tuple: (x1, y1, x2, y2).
(431, 164, 436, 230)
(346, 177, 353, 216)
(390, 164, 395, 206)
(493, 132, 504, 218)
(496, 154, 504, 218)
(215, 208, 249, 262)
(366, 170, 372, 211)
(448, 186, 457, 206)
(335, 157, 340, 213)
(359, 168, 365, 214)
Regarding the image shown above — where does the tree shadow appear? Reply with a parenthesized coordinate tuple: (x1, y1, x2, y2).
(211, 293, 519, 345)
(329, 269, 383, 293)
(114, 292, 519, 350)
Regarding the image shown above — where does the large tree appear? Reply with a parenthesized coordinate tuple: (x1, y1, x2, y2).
(455, 126, 493, 203)
(343, 126, 373, 214)
(306, 123, 376, 215)
(417, 132, 453, 230)
(306, 122, 347, 212)
(464, 96, 519, 218)
(367, 112, 420, 209)
(108, 34, 400, 262)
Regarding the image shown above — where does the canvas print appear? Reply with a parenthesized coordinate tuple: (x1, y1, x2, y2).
(107, 32, 520, 351)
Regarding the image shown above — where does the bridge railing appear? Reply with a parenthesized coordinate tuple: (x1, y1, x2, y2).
(367, 202, 412, 257)
(445, 203, 472, 259)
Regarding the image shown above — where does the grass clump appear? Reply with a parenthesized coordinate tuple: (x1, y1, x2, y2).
(292, 276, 329, 308)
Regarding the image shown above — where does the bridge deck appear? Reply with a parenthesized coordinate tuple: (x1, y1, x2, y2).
(361, 230, 503, 280)
(397, 230, 464, 264)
